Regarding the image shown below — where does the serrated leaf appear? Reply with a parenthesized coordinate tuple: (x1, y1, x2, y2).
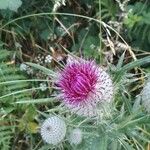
(114, 56, 150, 83)
(116, 51, 125, 69)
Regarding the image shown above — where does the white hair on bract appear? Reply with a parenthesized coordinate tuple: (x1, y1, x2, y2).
(40, 116, 66, 145)
(68, 128, 82, 145)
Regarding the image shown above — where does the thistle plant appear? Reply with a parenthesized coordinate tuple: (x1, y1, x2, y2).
(1, 0, 150, 149)
(1, 50, 150, 150)
(23, 53, 150, 149)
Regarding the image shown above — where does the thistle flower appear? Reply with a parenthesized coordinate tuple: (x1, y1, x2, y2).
(141, 81, 150, 113)
(68, 128, 82, 145)
(40, 116, 66, 145)
(57, 57, 113, 117)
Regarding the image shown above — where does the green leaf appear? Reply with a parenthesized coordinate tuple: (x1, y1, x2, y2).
(118, 115, 150, 130)
(26, 62, 56, 77)
(15, 98, 56, 104)
(124, 14, 142, 28)
(116, 51, 125, 69)
(0, 50, 10, 61)
(121, 92, 132, 114)
(114, 56, 150, 83)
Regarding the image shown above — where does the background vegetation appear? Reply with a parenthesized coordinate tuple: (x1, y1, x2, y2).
(0, 0, 150, 150)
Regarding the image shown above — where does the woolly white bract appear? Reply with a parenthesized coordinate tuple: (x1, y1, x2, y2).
(40, 116, 66, 145)
(68, 128, 82, 145)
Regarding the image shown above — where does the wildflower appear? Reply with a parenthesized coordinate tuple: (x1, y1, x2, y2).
(39, 83, 47, 91)
(40, 116, 66, 145)
(45, 55, 52, 63)
(35, 54, 44, 65)
(141, 81, 150, 113)
(57, 57, 113, 117)
(68, 128, 82, 145)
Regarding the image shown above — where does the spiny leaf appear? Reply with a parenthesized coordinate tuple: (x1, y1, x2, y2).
(114, 56, 150, 83)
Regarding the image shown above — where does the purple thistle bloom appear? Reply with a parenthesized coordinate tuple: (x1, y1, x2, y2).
(57, 57, 113, 117)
